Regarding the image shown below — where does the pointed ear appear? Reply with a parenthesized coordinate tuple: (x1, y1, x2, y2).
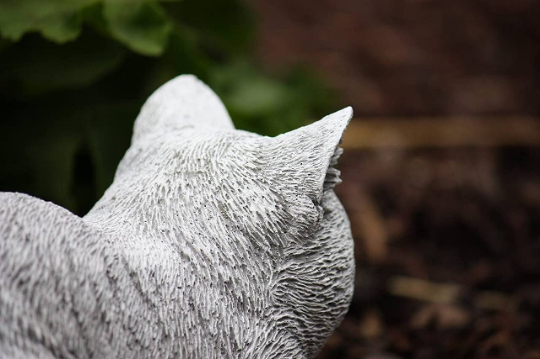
(268, 107, 353, 204)
(132, 75, 234, 142)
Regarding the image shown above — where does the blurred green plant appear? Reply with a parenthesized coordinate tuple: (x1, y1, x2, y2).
(0, 0, 335, 215)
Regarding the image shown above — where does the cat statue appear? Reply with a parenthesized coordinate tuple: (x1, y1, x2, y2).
(0, 75, 355, 359)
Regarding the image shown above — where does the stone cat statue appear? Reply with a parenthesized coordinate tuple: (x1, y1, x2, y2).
(0, 75, 355, 358)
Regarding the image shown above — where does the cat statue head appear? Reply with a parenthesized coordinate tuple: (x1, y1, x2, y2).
(0, 75, 354, 359)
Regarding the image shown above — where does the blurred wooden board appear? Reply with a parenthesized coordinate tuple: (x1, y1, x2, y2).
(342, 117, 540, 149)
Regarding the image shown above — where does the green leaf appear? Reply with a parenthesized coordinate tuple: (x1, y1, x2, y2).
(226, 74, 291, 117)
(39, 11, 83, 43)
(103, 1, 173, 56)
(0, 0, 98, 42)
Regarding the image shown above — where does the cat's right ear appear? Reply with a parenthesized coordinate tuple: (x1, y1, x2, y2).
(264, 107, 353, 205)
(132, 75, 234, 143)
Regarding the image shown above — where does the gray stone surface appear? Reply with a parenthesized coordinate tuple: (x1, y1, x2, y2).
(0, 75, 355, 358)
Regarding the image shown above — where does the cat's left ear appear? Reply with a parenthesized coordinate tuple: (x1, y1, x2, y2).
(132, 75, 234, 143)
(267, 107, 353, 204)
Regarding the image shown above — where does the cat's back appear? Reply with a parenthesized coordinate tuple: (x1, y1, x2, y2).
(0, 192, 136, 359)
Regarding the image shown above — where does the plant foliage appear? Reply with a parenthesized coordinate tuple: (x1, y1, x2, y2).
(0, 0, 335, 215)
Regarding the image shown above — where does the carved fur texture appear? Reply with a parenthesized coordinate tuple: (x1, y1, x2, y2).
(0, 75, 355, 359)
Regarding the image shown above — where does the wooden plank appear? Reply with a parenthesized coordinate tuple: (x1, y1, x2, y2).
(341, 117, 540, 149)
(346, 186, 388, 264)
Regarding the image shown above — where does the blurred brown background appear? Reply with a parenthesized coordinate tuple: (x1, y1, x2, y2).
(251, 0, 540, 117)
(248, 0, 540, 358)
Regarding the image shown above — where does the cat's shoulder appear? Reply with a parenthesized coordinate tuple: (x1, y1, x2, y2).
(0, 192, 89, 243)
(1, 192, 78, 221)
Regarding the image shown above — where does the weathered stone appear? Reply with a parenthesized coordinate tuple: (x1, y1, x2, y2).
(0, 75, 355, 358)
